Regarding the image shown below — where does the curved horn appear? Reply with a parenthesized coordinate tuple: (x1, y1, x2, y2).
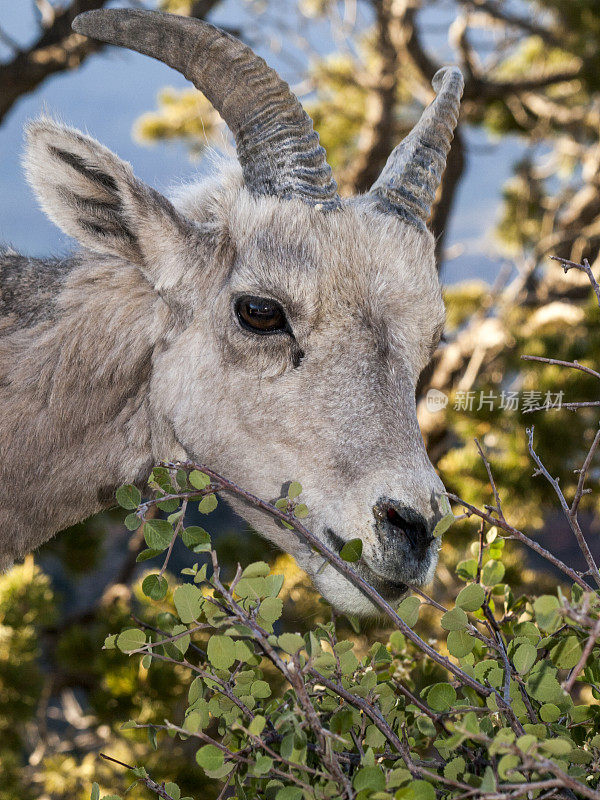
(368, 66, 464, 228)
(72, 9, 340, 210)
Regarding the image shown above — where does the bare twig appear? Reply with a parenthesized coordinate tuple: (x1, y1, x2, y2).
(551, 256, 600, 309)
(527, 426, 600, 588)
(444, 492, 592, 590)
(563, 616, 600, 693)
(99, 753, 177, 800)
(521, 355, 600, 382)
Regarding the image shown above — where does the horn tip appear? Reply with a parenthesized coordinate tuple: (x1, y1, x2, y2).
(72, 7, 152, 37)
(432, 66, 464, 95)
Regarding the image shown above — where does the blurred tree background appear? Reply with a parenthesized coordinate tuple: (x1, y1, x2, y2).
(1, 0, 600, 798)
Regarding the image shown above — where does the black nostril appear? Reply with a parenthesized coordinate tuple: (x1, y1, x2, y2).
(374, 500, 433, 555)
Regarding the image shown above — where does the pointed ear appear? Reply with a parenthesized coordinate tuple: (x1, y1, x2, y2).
(24, 118, 198, 292)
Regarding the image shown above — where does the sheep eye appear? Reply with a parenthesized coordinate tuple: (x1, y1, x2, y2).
(236, 295, 288, 334)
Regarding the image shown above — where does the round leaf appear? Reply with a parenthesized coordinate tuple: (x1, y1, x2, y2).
(198, 493, 218, 514)
(428, 683, 457, 712)
(513, 642, 537, 674)
(142, 573, 168, 601)
(196, 744, 224, 772)
(397, 596, 421, 628)
(447, 630, 476, 658)
(173, 584, 203, 624)
(481, 559, 505, 586)
(278, 633, 305, 654)
(207, 635, 237, 670)
(288, 481, 302, 498)
(144, 519, 174, 551)
(189, 470, 210, 490)
(441, 607, 468, 631)
(456, 583, 485, 612)
(259, 596, 283, 623)
(116, 484, 141, 510)
(116, 628, 146, 653)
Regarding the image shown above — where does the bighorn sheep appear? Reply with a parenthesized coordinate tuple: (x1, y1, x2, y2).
(0, 9, 463, 614)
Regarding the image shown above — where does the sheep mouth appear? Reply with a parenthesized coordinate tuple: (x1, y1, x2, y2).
(324, 527, 408, 599)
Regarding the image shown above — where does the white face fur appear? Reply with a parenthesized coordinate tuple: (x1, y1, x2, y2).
(151, 173, 447, 616)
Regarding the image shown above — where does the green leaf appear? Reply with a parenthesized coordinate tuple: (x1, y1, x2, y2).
(541, 738, 573, 756)
(196, 745, 224, 772)
(540, 703, 561, 723)
(103, 634, 117, 650)
(136, 548, 162, 563)
(278, 633, 305, 654)
(293, 503, 309, 519)
(481, 559, 505, 586)
(428, 683, 457, 712)
(180, 526, 211, 551)
(242, 561, 271, 578)
(189, 470, 210, 490)
(259, 596, 283, 623)
(249, 715, 266, 736)
(353, 765, 385, 792)
(447, 630, 476, 658)
(173, 584, 203, 624)
(441, 607, 468, 631)
(164, 784, 180, 800)
(124, 513, 142, 530)
(276, 789, 303, 800)
(131, 767, 148, 779)
(432, 512, 455, 538)
(144, 519, 174, 551)
(444, 756, 466, 781)
(533, 595, 561, 632)
(397, 596, 420, 628)
(288, 481, 303, 498)
(550, 635, 582, 668)
(412, 782, 436, 800)
(339, 537, 363, 562)
(513, 642, 537, 674)
(253, 755, 273, 775)
(497, 754, 520, 780)
(148, 726, 157, 750)
(456, 584, 485, 611)
(116, 484, 141, 510)
(116, 628, 146, 653)
(91, 783, 100, 800)
(416, 715, 436, 737)
(251, 680, 271, 699)
(207, 635, 237, 670)
(198, 494, 218, 514)
(456, 559, 478, 581)
(142, 573, 168, 601)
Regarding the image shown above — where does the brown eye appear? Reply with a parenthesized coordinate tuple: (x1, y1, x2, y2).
(236, 295, 288, 334)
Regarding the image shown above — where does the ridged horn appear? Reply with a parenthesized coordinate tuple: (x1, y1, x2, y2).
(368, 66, 464, 228)
(72, 9, 341, 210)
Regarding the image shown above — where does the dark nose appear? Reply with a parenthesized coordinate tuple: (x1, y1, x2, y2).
(373, 500, 434, 558)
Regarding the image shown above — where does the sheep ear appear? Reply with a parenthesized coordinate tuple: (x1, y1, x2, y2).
(24, 118, 196, 291)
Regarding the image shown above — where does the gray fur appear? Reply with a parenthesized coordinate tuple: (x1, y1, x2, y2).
(0, 14, 461, 613)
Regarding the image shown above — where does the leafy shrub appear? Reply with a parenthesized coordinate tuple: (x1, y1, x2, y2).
(94, 443, 600, 800)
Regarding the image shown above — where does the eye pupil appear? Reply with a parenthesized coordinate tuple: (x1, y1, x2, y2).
(236, 295, 287, 334)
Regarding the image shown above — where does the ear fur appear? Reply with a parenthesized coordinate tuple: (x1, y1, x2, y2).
(24, 118, 197, 291)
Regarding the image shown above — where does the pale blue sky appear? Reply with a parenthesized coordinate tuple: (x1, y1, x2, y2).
(0, 1, 522, 283)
